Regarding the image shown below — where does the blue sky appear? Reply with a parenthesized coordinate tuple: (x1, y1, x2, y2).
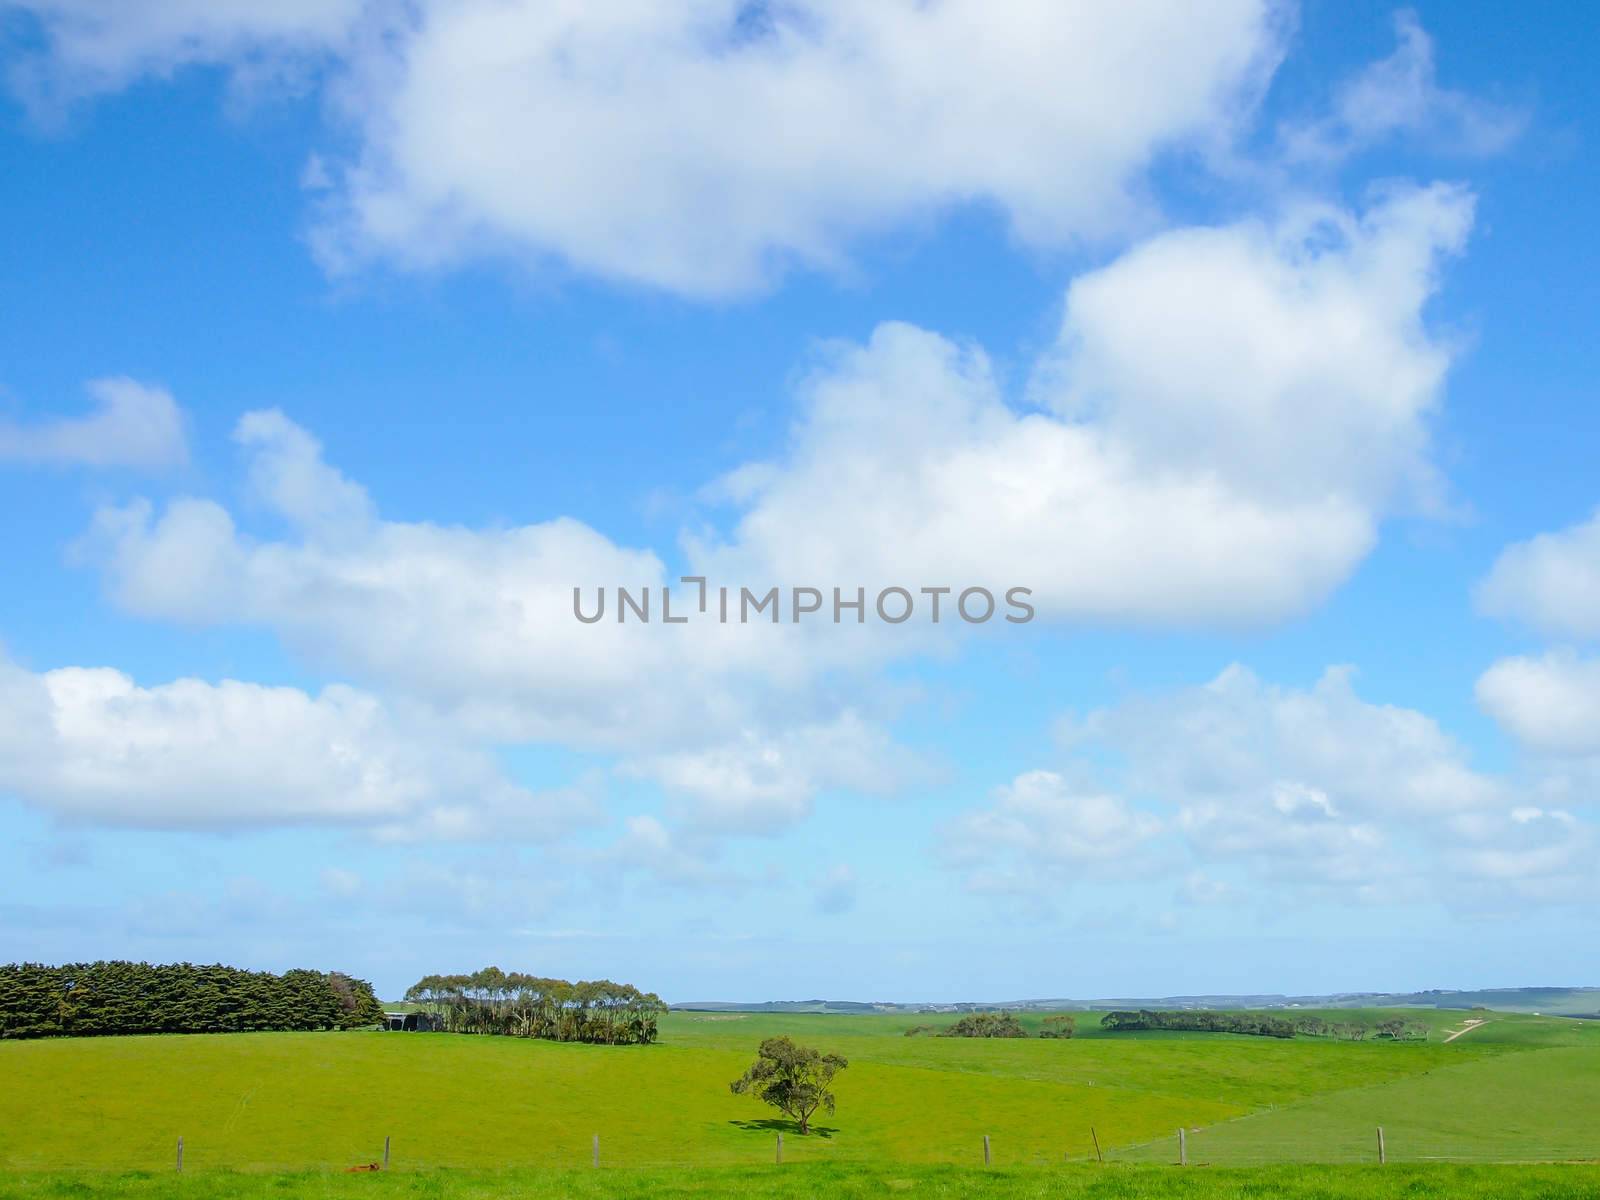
(1, 1, 1597, 1002)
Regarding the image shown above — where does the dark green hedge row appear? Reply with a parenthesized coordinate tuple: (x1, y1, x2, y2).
(1101, 1009, 1297, 1038)
(0, 961, 384, 1038)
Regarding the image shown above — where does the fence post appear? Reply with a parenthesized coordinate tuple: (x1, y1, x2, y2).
(383, 1135, 391, 1170)
(592, 1133, 599, 1168)
(1178, 1128, 1187, 1166)
(983, 1134, 991, 1165)
(1091, 1126, 1103, 1163)
(176, 1136, 183, 1173)
(1378, 1126, 1386, 1165)
(776, 1132, 783, 1163)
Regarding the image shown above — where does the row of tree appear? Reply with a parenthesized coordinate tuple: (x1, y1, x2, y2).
(0, 961, 383, 1039)
(940, 1011, 1029, 1038)
(403, 968, 666, 1044)
(1101, 1009, 1298, 1038)
(908, 1011, 1077, 1038)
(1293, 1014, 1429, 1041)
(1101, 1009, 1432, 1041)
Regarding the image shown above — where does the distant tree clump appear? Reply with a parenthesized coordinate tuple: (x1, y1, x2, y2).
(1296, 1015, 1366, 1038)
(1292, 1014, 1402, 1041)
(730, 1036, 847, 1134)
(0, 961, 382, 1039)
(1039, 1014, 1076, 1039)
(941, 1011, 1029, 1038)
(1373, 1017, 1429, 1041)
(903, 1024, 936, 1037)
(1100, 1010, 1296, 1039)
(403, 969, 665, 1044)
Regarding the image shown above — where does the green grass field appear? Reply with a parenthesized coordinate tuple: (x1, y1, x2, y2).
(6, 1164, 1600, 1200)
(1, 1006, 1595, 1197)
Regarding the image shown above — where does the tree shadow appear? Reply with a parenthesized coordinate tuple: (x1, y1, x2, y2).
(728, 1117, 837, 1139)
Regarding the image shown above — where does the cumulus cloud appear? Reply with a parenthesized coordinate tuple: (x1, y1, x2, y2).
(1279, 10, 1525, 164)
(74, 184, 1475, 830)
(700, 184, 1473, 624)
(85, 411, 712, 738)
(3, 0, 365, 106)
(7, 0, 1287, 295)
(1477, 509, 1600, 640)
(941, 770, 1164, 895)
(6, 3, 1513, 310)
(1067, 664, 1504, 824)
(1070, 664, 1596, 902)
(627, 714, 932, 834)
(0, 651, 593, 837)
(77, 407, 938, 834)
(0, 377, 187, 470)
(312, 0, 1283, 293)
(942, 666, 1593, 908)
(1441, 806, 1596, 906)
(1477, 651, 1600, 756)
(599, 815, 747, 891)
(1475, 650, 1600, 829)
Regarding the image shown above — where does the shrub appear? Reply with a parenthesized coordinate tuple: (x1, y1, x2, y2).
(940, 1011, 1028, 1038)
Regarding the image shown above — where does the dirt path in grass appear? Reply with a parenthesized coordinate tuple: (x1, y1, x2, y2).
(1443, 1018, 1488, 1043)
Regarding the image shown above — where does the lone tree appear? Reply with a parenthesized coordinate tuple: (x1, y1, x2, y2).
(729, 1036, 847, 1134)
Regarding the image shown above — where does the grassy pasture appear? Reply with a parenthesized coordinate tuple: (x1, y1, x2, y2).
(0, 1007, 1594, 1188)
(5, 1164, 1600, 1200)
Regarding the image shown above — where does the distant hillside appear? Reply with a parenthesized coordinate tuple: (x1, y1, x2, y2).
(670, 986, 1600, 1017)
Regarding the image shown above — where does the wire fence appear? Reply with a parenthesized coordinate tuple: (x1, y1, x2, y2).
(8, 1126, 1598, 1175)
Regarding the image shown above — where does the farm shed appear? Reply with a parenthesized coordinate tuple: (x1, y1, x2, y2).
(383, 1011, 438, 1031)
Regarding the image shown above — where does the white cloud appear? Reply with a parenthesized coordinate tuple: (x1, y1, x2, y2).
(0, 651, 592, 837)
(235, 407, 374, 532)
(313, 0, 1284, 294)
(942, 769, 1163, 895)
(700, 184, 1473, 624)
(8, 0, 1286, 295)
(0, 377, 187, 469)
(74, 183, 1475, 831)
(1477, 509, 1600, 640)
(627, 713, 931, 834)
(78, 409, 924, 833)
(83, 412, 725, 742)
(936, 665, 1597, 908)
(1280, 10, 1525, 164)
(4, 0, 365, 105)
(1441, 806, 1595, 906)
(1477, 651, 1600, 756)
(1067, 664, 1503, 824)
(1475, 651, 1600, 829)
(599, 815, 746, 891)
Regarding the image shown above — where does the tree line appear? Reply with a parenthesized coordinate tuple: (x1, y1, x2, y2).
(1101, 1009, 1298, 1038)
(0, 961, 383, 1039)
(403, 968, 666, 1044)
(904, 1011, 1076, 1038)
(1292, 1014, 1430, 1041)
(1102, 1009, 1431, 1041)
